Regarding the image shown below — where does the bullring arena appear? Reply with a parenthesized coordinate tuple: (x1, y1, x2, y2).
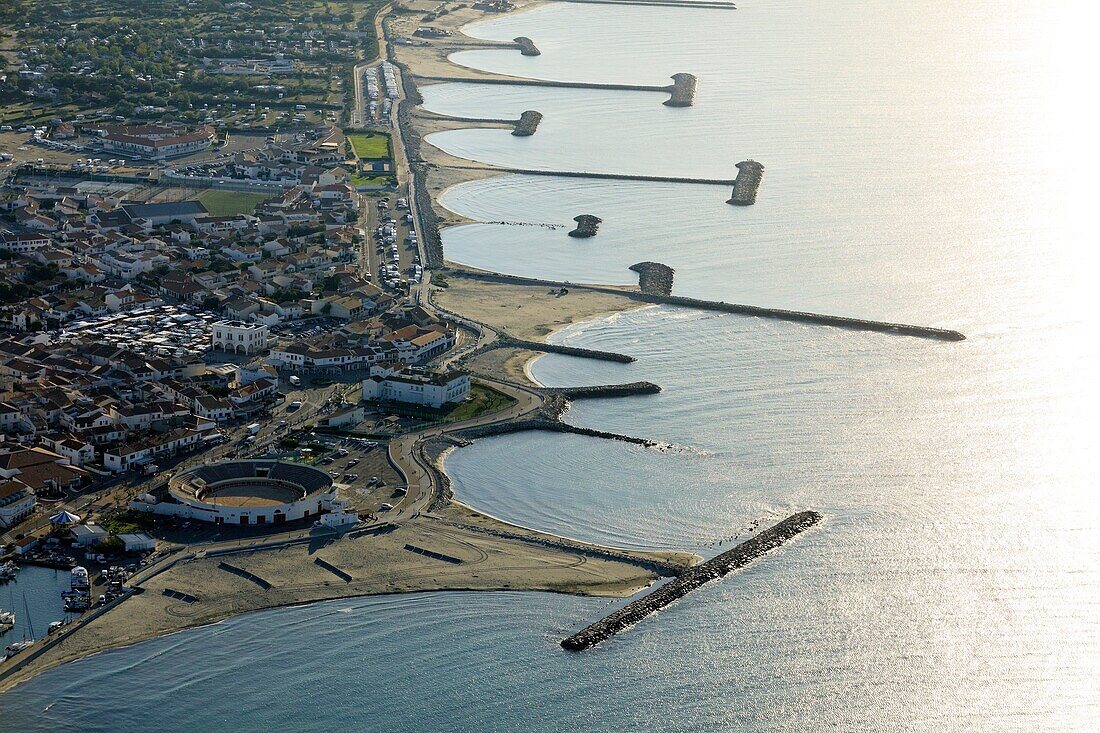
(133, 460, 339, 526)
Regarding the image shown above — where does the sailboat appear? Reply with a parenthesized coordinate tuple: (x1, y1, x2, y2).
(4, 594, 34, 658)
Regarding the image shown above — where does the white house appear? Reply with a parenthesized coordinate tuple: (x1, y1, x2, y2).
(211, 320, 270, 355)
(360, 370, 470, 409)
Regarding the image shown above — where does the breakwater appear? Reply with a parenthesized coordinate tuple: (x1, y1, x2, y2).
(543, 382, 662, 399)
(664, 73, 697, 107)
(557, 0, 736, 7)
(727, 160, 765, 205)
(513, 36, 541, 56)
(455, 417, 658, 447)
(569, 214, 602, 238)
(561, 511, 822, 650)
(418, 74, 696, 107)
(495, 336, 636, 363)
(512, 110, 543, 136)
(446, 268, 966, 341)
(629, 261, 675, 295)
(445, 165, 736, 186)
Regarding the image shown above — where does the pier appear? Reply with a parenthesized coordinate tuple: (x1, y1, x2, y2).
(727, 160, 764, 205)
(569, 214, 602, 238)
(561, 511, 822, 650)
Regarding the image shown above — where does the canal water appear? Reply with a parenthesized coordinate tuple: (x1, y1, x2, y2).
(2, 0, 1098, 730)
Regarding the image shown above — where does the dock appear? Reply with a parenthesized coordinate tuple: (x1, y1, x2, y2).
(561, 511, 822, 650)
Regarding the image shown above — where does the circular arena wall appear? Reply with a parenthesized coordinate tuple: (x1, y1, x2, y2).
(164, 460, 335, 526)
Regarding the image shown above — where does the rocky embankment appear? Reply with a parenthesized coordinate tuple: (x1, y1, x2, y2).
(664, 73, 697, 107)
(512, 110, 543, 136)
(542, 382, 661, 399)
(561, 511, 823, 650)
(494, 335, 635, 363)
(568, 214, 602, 238)
(629, 262, 675, 295)
(455, 417, 658, 447)
(514, 36, 541, 56)
(727, 160, 764, 205)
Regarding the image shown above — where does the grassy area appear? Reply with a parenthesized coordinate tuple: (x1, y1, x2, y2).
(351, 174, 394, 188)
(347, 132, 391, 159)
(443, 384, 517, 422)
(198, 190, 271, 215)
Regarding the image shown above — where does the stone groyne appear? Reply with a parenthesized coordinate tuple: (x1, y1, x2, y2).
(645, 293, 967, 341)
(446, 269, 967, 341)
(568, 214, 602, 238)
(418, 74, 696, 107)
(494, 336, 636, 363)
(445, 165, 736, 186)
(558, 0, 736, 8)
(543, 382, 662, 399)
(664, 73, 698, 107)
(455, 417, 658, 447)
(512, 110, 543, 136)
(629, 261, 675, 295)
(513, 36, 541, 56)
(561, 511, 822, 650)
(727, 160, 765, 206)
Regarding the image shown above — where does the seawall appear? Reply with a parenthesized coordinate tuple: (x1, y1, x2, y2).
(727, 159, 765, 205)
(561, 511, 822, 650)
(513, 36, 541, 56)
(512, 110, 543, 136)
(568, 214, 602, 238)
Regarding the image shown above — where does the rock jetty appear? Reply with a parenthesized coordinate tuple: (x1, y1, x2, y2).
(514, 37, 541, 56)
(495, 335, 634, 363)
(629, 262, 675, 295)
(512, 110, 543, 136)
(543, 382, 662, 399)
(446, 269, 966, 341)
(727, 160, 764, 205)
(568, 214, 602, 238)
(561, 511, 823, 651)
(664, 73, 697, 107)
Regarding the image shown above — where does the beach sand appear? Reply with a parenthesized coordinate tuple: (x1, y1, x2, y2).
(0, 505, 693, 692)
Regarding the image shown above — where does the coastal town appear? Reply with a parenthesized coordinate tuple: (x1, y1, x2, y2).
(0, 0, 964, 697)
(0, 0, 715, 687)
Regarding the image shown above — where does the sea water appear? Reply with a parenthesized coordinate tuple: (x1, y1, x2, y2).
(2, 1, 1097, 730)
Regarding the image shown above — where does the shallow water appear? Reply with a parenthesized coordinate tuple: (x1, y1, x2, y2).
(2, 0, 1098, 730)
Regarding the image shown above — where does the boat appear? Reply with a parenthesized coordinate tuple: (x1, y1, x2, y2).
(5, 640, 33, 658)
(47, 620, 64, 634)
(0, 561, 17, 583)
(0, 609, 14, 634)
(70, 565, 90, 590)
